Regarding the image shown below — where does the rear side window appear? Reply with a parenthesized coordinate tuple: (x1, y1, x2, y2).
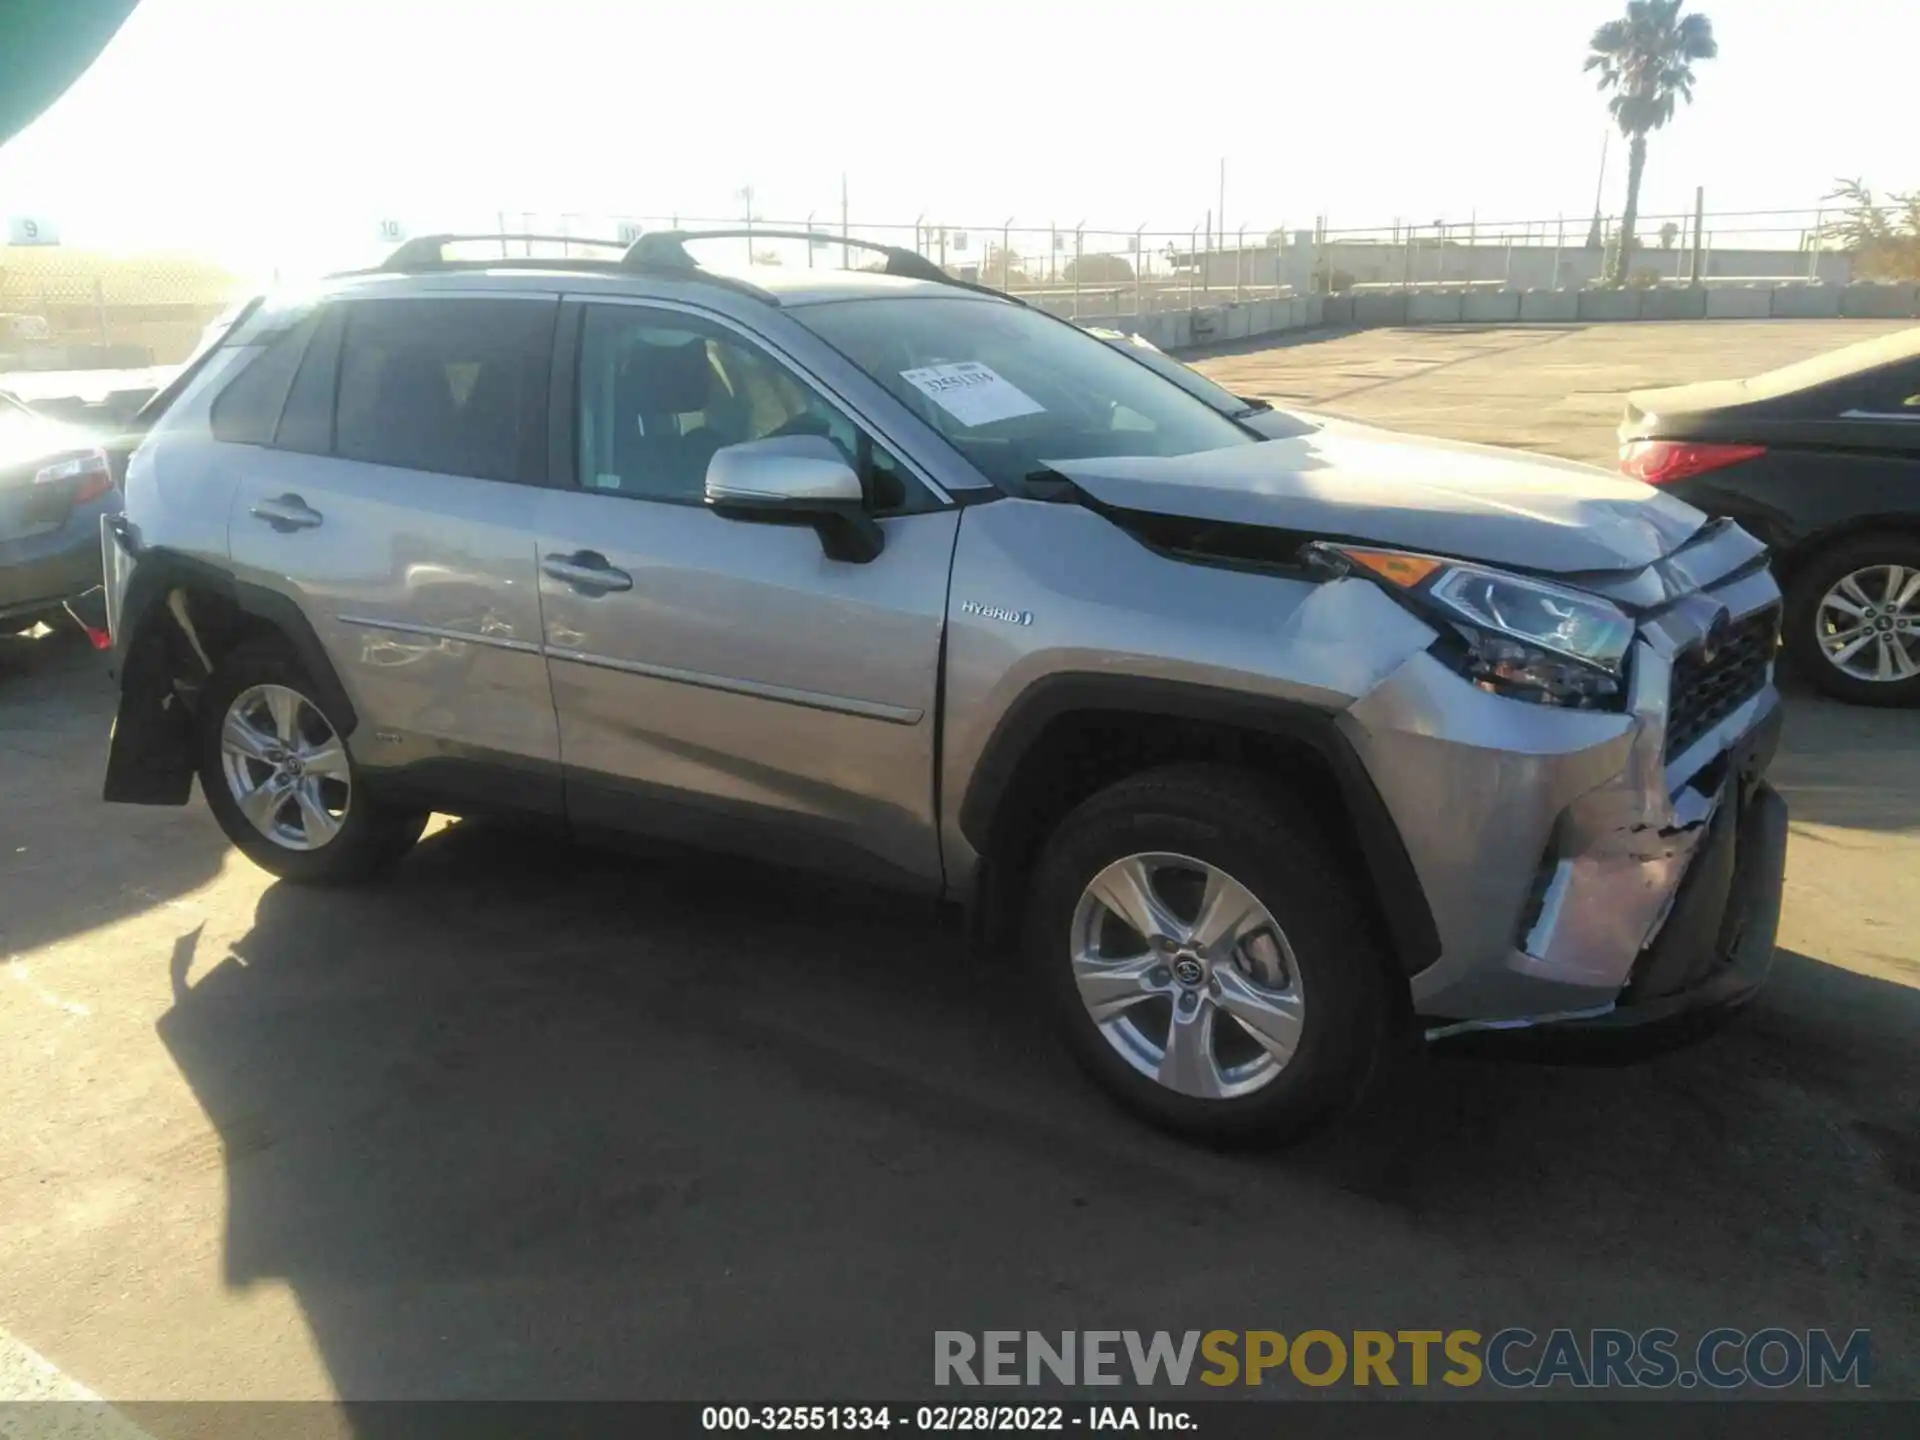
(209, 314, 319, 445)
(333, 297, 554, 483)
(276, 306, 343, 455)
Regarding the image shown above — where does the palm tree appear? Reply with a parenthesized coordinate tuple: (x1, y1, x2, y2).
(1584, 1, 1718, 285)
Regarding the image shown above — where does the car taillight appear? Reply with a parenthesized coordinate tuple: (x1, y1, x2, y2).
(1618, 439, 1766, 486)
(33, 448, 113, 503)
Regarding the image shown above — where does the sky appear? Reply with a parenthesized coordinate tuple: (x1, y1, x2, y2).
(0, 0, 1913, 277)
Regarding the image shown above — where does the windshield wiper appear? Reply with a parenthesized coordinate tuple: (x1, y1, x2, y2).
(1229, 397, 1274, 418)
(1021, 466, 1084, 502)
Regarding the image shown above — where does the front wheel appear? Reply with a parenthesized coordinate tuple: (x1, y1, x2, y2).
(1025, 764, 1395, 1145)
(198, 642, 427, 883)
(1783, 535, 1920, 707)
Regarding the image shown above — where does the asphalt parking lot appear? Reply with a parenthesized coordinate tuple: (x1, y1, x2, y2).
(2, 320, 1916, 1411)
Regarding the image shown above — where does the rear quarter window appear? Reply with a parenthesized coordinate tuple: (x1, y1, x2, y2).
(209, 314, 320, 445)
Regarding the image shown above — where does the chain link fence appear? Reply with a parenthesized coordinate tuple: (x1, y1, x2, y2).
(0, 249, 240, 372)
(0, 200, 1889, 373)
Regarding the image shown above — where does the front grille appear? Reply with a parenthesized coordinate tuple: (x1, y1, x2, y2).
(1665, 605, 1778, 760)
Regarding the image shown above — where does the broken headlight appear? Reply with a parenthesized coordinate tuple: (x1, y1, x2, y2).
(1310, 543, 1636, 708)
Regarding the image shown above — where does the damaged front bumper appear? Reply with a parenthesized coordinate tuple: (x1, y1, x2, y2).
(1335, 546, 1788, 1038)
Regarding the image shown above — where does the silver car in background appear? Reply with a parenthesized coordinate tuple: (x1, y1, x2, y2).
(1, 391, 118, 637)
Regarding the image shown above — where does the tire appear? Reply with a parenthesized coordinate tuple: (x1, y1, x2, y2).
(198, 640, 427, 883)
(1782, 534, 1920, 707)
(1024, 763, 1396, 1146)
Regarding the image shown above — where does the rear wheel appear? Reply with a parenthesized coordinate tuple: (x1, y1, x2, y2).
(1025, 764, 1395, 1145)
(1784, 535, 1920, 707)
(198, 642, 427, 882)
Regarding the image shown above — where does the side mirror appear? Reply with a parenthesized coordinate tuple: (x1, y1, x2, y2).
(705, 435, 884, 563)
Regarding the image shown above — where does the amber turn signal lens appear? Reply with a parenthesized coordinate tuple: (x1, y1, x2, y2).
(1337, 548, 1444, 588)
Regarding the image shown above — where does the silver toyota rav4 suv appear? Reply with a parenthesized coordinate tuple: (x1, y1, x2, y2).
(101, 230, 1789, 1143)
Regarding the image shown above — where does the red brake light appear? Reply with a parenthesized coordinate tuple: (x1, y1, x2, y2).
(34, 448, 114, 503)
(1618, 440, 1766, 486)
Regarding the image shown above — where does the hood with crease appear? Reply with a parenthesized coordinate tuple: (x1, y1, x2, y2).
(1046, 422, 1710, 575)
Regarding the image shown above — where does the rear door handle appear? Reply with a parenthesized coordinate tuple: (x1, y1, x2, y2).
(249, 493, 324, 532)
(542, 550, 633, 594)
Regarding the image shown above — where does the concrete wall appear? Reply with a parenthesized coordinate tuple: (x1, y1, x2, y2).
(1191, 240, 1856, 293)
(1072, 281, 1918, 355)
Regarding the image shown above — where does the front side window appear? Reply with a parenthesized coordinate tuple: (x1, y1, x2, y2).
(792, 296, 1257, 490)
(332, 298, 551, 483)
(576, 306, 917, 510)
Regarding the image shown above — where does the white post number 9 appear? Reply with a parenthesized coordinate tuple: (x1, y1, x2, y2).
(8, 215, 60, 245)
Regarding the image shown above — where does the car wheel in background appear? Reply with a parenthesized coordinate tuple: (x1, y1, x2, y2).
(198, 640, 427, 883)
(1783, 534, 1920, 708)
(1024, 764, 1396, 1146)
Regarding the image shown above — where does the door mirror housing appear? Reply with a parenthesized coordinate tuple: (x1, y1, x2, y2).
(705, 435, 884, 563)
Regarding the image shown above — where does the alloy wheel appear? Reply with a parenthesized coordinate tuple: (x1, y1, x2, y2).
(218, 683, 351, 851)
(1815, 564, 1920, 684)
(1067, 851, 1304, 1100)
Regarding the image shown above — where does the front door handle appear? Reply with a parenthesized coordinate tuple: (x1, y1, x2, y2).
(542, 550, 633, 594)
(249, 493, 324, 532)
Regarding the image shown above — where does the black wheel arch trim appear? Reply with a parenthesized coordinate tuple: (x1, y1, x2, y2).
(957, 673, 1442, 975)
(113, 547, 359, 734)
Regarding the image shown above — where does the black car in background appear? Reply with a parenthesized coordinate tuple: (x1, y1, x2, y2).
(1618, 327, 1920, 707)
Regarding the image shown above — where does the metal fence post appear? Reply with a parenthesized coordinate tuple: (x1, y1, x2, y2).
(1688, 186, 1704, 287)
(1002, 219, 1013, 291)
(1187, 226, 1197, 311)
(1121, 226, 1136, 316)
(1202, 210, 1211, 299)
(1807, 209, 1822, 281)
(1553, 215, 1563, 289)
(1234, 225, 1245, 303)
(1072, 226, 1083, 318)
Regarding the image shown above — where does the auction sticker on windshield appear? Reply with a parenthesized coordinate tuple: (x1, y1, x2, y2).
(900, 362, 1044, 427)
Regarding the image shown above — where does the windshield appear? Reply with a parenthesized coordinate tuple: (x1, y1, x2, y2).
(792, 297, 1257, 490)
(1108, 338, 1249, 411)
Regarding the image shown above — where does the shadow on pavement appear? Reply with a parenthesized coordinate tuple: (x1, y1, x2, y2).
(151, 819, 1920, 1405)
(1768, 671, 1920, 833)
(0, 629, 230, 957)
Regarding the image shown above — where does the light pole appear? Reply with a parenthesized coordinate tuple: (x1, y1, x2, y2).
(1586, 129, 1610, 252)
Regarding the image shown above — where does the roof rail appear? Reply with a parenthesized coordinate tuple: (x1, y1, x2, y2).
(625, 229, 1024, 303)
(379, 233, 628, 271)
(623, 229, 956, 282)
